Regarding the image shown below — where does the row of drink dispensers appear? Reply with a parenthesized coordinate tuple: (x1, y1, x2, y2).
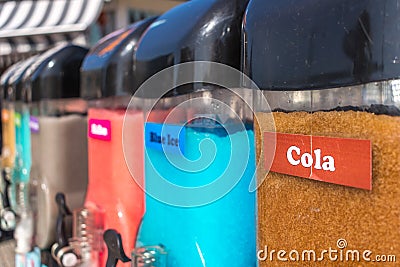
(1, 0, 400, 267)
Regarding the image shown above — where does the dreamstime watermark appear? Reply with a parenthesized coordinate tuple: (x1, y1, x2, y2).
(258, 239, 397, 263)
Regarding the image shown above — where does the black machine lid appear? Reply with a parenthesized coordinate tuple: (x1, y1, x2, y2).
(1, 61, 23, 101)
(133, 0, 249, 98)
(7, 55, 39, 102)
(23, 44, 88, 102)
(80, 17, 158, 100)
(243, 0, 400, 91)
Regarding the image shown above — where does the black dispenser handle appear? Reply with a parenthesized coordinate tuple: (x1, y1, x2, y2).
(104, 229, 131, 267)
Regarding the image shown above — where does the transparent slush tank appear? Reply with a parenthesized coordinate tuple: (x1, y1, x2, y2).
(0, 64, 18, 232)
(134, 88, 256, 267)
(254, 82, 400, 266)
(84, 96, 144, 266)
(1, 99, 16, 213)
(34, 98, 88, 249)
(68, 206, 104, 266)
(1, 86, 16, 200)
(0, 61, 23, 182)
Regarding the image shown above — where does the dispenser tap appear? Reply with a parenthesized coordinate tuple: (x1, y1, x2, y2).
(131, 245, 167, 267)
(51, 193, 78, 267)
(0, 170, 15, 232)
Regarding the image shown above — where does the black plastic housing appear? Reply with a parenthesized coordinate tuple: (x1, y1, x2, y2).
(23, 44, 88, 102)
(80, 17, 157, 100)
(133, 0, 249, 98)
(243, 0, 400, 90)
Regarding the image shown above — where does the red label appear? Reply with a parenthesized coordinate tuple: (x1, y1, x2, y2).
(264, 132, 372, 190)
(88, 119, 111, 141)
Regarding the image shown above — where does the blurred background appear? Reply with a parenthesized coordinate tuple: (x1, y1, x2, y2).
(0, 1, 187, 265)
(0, 0, 186, 73)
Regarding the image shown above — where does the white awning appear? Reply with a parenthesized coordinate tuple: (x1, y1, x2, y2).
(0, 0, 103, 66)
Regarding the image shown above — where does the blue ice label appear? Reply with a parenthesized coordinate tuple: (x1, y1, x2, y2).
(145, 123, 185, 155)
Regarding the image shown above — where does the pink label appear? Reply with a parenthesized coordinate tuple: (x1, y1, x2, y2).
(88, 119, 111, 141)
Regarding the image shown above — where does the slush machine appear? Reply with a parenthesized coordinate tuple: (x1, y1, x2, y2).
(78, 18, 156, 267)
(0, 61, 22, 239)
(22, 44, 89, 259)
(243, 0, 400, 266)
(124, 1, 255, 266)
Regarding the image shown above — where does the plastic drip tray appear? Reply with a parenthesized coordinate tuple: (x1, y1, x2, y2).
(0, 239, 15, 267)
